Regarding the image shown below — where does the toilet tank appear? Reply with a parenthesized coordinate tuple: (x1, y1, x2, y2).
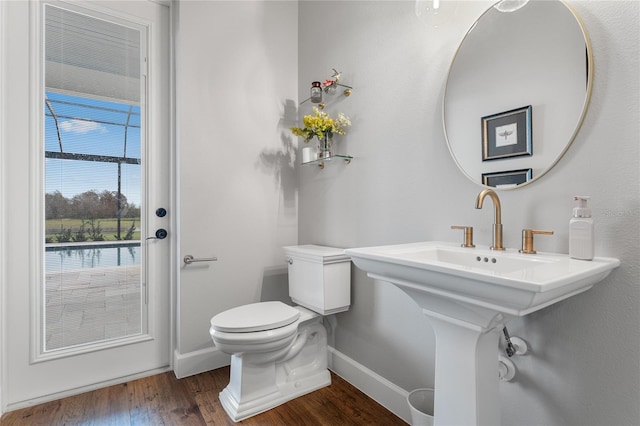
(284, 245, 351, 315)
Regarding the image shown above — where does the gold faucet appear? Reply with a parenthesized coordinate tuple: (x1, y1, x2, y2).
(475, 189, 505, 250)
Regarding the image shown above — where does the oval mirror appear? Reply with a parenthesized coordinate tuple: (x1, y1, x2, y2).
(443, 0, 592, 189)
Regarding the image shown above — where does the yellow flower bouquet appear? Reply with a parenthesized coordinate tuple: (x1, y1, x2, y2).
(290, 107, 351, 143)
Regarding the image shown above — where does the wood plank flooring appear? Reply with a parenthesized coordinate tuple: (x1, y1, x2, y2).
(1, 367, 407, 425)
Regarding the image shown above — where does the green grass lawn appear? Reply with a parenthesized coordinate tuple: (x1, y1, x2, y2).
(46, 218, 140, 242)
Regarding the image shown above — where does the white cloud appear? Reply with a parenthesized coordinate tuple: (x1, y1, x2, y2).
(59, 119, 106, 134)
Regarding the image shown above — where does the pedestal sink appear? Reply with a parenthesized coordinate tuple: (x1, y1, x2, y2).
(345, 241, 620, 426)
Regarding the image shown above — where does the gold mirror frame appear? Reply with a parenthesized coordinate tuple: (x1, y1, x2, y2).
(443, 0, 593, 189)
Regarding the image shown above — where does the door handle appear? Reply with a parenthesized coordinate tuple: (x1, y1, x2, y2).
(183, 255, 218, 265)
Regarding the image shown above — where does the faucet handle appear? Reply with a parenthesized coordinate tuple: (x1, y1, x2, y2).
(519, 229, 554, 254)
(451, 226, 475, 248)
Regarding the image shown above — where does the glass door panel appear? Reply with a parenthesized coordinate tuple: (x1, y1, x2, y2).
(43, 5, 144, 352)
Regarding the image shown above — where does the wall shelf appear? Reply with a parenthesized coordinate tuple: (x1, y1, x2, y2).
(297, 68, 354, 169)
(302, 154, 353, 169)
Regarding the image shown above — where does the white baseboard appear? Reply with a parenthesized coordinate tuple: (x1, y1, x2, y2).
(328, 346, 411, 423)
(173, 346, 230, 379)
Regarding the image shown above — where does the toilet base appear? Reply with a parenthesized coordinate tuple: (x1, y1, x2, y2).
(216, 317, 330, 422)
(219, 368, 331, 422)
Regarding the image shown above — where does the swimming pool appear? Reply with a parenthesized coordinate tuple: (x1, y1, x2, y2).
(45, 242, 140, 273)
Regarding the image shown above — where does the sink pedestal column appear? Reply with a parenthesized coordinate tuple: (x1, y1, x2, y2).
(422, 309, 505, 426)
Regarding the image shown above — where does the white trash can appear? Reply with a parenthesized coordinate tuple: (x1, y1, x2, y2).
(407, 388, 434, 426)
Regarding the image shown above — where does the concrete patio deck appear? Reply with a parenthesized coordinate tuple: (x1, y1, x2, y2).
(45, 265, 141, 350)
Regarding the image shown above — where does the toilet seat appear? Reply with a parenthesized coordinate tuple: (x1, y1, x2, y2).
(210, 301, 300, 333)
(210, 302, 303, 352)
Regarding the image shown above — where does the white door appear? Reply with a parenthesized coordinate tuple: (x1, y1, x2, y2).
(1, 0, 171, 410)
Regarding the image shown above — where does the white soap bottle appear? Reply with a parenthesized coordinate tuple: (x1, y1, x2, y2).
(569, 196, 594, 260)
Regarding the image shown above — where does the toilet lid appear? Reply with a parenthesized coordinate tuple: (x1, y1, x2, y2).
(210, 301, 300, 333)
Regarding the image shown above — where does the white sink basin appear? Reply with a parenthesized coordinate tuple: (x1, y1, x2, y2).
(346, 241, 620, 426)
(346, 241, 620, 316)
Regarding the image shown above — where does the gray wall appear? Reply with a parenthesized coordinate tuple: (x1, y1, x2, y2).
(298, 1, 639, 425)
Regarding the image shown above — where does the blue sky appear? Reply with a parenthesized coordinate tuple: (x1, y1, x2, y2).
(45, 92, 142, 207)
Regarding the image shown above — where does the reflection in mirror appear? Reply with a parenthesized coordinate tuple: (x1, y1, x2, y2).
(443, 0, 592, 189)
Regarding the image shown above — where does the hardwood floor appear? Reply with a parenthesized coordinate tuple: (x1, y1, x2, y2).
(0, 367, 407, 425)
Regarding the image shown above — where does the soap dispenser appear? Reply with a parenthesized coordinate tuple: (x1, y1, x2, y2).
(569, 196, 594, 260)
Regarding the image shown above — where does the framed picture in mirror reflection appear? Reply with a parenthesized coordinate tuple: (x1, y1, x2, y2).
(482, 169, 532, 188)
(482, 106, 532, 161)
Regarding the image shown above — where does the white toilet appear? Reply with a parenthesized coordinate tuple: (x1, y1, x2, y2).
(209, 245, 351, 422)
